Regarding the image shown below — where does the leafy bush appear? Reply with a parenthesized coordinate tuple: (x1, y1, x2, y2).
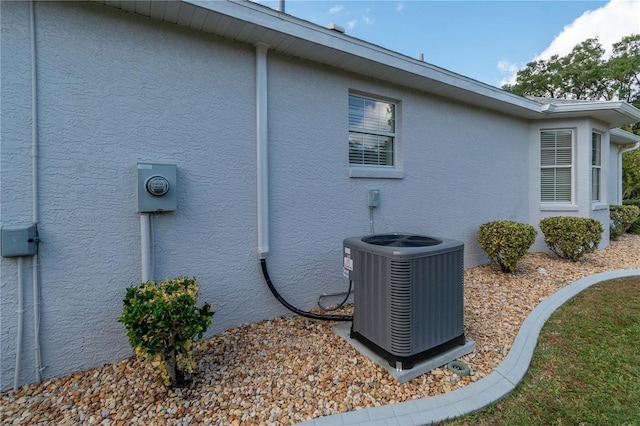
(610, 204, 640, 239)
(119, 277, 213, 387)
(622, 200, 640, 234)
(539, 216, 604, 262)
(477, 220, 537, 273)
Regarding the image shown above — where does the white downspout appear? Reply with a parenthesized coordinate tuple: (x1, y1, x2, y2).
(140, 214, 152, 282)
(619, 141, 640, 204)
(256, 42, 270, 259)
(30, 0, 43, 384)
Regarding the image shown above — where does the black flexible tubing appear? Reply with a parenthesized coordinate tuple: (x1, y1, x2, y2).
(317, 280, 353, 312)
(260, 258, 353, 322)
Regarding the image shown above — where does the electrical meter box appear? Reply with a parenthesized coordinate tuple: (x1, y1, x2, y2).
(1, 224, 38, 257)
(137, 163, 177, 213)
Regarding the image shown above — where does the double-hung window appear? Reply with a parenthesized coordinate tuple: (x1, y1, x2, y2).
(591, 132, 602, 202)
(348, 94, 396, 167)
(540, 129, 573, 203)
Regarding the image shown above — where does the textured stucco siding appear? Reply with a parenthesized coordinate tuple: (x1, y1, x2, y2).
(2, 1, 532, 390)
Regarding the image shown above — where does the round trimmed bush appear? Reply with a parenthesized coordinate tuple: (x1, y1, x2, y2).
(477, 220, 537, 273)
(611, 204, 640, 238)
(539, 216, 603, 262)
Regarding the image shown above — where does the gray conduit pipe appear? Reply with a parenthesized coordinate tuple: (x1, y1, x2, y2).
(140, 213, 152, 282)
(30, 0, 43, 383)
(14, 258, 24, 391)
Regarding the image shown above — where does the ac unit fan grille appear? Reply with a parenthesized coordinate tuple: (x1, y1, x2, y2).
(390, 260, 411, 354)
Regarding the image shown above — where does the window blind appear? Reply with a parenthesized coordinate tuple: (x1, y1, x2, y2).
(541, 130, 572, 203)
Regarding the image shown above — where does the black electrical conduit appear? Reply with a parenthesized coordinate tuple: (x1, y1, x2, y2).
(260, 259, 353, 322)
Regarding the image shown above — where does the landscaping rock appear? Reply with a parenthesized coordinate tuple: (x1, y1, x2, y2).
(2, 235, 639, 425)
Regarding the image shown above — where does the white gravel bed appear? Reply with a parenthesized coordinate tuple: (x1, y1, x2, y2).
(2, 235, 640, 425)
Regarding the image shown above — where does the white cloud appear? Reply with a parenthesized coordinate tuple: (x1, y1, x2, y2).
(397, 3, 405, 12)
(329, 5, 344, 15)
(498, 60, 521, 87)
(536, 0, 640, 61)
(347, 19, 357, 29)
(500, 0, 640, 86)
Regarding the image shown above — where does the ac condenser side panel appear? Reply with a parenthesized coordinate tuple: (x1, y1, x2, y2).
(351, 250, 391, 352)
(408, 248, 464, 354)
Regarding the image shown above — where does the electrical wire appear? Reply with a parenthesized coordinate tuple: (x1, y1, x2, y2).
(317, 280, 352, 311)
(260, 259, 353, 322)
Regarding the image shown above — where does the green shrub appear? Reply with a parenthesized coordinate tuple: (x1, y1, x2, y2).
(610, 205, 640, 239)
(539, 216, 604, 262)
(119, 277, 213, 387)
(477, 220, 537, 273)
(623, 200, 640, 234)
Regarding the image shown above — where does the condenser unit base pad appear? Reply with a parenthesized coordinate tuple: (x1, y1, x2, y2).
(333, 323, 476, 384)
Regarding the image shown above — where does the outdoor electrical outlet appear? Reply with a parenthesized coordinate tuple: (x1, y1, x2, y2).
(368, 189, 380, 208)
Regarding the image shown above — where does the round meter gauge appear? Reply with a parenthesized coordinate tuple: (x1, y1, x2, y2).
(145, 175, 170, 197)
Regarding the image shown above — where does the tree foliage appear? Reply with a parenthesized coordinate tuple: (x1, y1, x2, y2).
(504, 34, 640, 109)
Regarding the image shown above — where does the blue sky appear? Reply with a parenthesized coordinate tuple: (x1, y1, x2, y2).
(252, 0, 640, 87)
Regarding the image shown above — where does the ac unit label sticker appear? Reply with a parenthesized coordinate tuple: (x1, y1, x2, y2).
(343, 247, 353, 278)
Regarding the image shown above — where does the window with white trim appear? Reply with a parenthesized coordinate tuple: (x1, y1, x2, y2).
(591, 132, 602, 202)
(348, 94, 396, 167)
(541, 129, 573, 203)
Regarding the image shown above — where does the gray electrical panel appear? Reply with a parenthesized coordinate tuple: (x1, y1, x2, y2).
(1, 224, 38, 257)
(137, 163, 177, 213)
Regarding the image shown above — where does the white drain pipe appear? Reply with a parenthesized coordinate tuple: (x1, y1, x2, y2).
(256, 42, 270, 259)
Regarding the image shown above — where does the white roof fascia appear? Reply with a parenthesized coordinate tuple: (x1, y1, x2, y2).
(611, 128, 640, 146)
(540, 101, 640, 128)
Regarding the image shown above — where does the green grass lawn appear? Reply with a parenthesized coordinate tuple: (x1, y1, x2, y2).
(444, 276, 640, 426)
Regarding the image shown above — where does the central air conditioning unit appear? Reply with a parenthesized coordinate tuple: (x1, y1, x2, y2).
(343, 234, 465, 370)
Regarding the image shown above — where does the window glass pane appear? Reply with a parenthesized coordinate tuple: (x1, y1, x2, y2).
(541, 167, 571, 202)
(349, 95, 395, 133)
(349, 131, 393, 166)
(592, 168, 601, 201)
(592, 133, 601, 166)
(541, 130, 572, 166)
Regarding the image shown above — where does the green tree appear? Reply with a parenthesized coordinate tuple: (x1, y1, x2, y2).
(622, 148, 640, 199)
(504, 34, 639, 105)
(607, 34, 640, 106)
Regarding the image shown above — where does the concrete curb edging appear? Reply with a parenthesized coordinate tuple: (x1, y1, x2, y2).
(298, 268, 640, 426)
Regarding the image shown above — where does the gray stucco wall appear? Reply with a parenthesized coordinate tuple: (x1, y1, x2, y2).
(1, 1, 533, 390)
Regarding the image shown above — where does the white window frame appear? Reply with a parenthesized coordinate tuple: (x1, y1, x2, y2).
(348, 92, 403, 179)
(540, 129, 574, 204)
(591, 132, 602, 202)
